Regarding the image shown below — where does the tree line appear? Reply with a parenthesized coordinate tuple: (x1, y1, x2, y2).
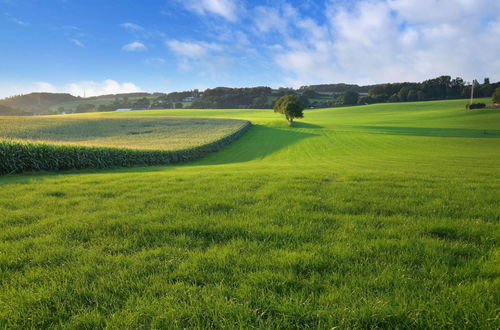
(361, 76, 499, 105)
(1, 75, 498, 115)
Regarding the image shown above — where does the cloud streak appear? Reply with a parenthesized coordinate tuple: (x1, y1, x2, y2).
(122, 41, 147, 52)
(182, 0, 239, 22)
(70, 39, 85, 48)
(166, 39, 233, 75)
(33, 79, 142, 97)
(66, 79, 142, 96)
(5, 13, 29, 26)
(167, 40, 222, 58)
(121, 22, 144, 31)
(0, 79, 143, 98)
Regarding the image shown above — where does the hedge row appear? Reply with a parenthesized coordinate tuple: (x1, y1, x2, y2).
(466, 103, 486, 110)
(0, 121, 252, 175)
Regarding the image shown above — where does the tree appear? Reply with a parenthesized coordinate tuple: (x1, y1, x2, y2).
(358, 96, 374, 105)
(481, 78, 493, 97)
(389, 94, 399, 102)
(0, 104, 29, 115)
(493, 87, 500, 104)
(341, 91, 359, 105)
(398, 87, 410, 102)
(302, 89, 318, 98)
(407, 90, 418, 101)
(98, 104, 113, 112)
(273, 94, 304, 126)
(132, 97, 150, 109)
(75, 104, 96, 113)
(251, 95, 269, 109)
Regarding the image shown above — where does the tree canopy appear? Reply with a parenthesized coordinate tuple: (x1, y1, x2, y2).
(493, 87, 500, 104)
(342, 91, 359, 105)
(273, 94, 304, 126)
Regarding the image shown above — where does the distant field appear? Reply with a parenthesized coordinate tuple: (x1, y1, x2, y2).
(0, 99, 499, 328)
(49, 96, 191, 112)
(47, 95, 157, 112)
(0, 116, 248, 150)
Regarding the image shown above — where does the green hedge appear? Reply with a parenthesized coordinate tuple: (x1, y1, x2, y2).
(0, 121, 251, 175)
(466, 102, 486, 110)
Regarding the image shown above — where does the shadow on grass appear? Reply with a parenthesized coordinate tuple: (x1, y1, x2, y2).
(291, 121, 323, 129)
(357, 126, 500, 138)
(195, 124, 318, 165)
(0, 124, 318, 182)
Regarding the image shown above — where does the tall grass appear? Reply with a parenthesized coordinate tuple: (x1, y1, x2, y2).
(0, 121, 251, 174)
(0, 99, 498, 328)
(0, 116, 248, 150)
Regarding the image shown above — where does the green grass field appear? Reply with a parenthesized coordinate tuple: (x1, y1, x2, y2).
(47, 95, 157, 112)
(48, 96, 192, 113)
(0, 99, 499, 328)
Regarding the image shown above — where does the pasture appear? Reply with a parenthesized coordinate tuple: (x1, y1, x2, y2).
(0, 99, 499, 328)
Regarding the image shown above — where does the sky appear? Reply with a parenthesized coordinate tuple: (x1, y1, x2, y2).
(1, 0, 499, 98)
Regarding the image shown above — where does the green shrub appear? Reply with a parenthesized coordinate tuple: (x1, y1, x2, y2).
(466, 103, 486, 110)
(0, 121, 251, 175)
(492, 87, 500, 104)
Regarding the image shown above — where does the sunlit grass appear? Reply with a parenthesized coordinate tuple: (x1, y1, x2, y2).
(0, 116, 247, 150)
(0, 98, 499, 328)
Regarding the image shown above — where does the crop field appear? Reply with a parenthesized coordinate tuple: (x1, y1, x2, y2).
(0, 99, 499, 328)
(0, 116, 248, 150)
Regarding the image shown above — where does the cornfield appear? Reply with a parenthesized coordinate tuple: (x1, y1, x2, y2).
(0, 121, 251, 175)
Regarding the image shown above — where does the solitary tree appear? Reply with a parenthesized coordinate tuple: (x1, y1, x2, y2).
(274, 94, 304, 126)
(492, 87, 500, 105)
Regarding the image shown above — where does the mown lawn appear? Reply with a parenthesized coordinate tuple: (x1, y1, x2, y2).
(0, 99, 499, 328)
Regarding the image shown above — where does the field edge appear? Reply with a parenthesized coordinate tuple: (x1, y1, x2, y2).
(0, 120, 252, 175)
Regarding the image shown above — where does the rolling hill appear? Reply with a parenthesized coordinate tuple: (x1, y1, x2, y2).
(0, 99, 499, 328)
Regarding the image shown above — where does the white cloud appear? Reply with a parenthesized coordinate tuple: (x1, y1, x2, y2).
(122, 41, 147, 52)
(263, 0, 500, 86)
(167, 40, 221, 59)
(254, 6, 288, 34)
(182, 0, 239, 22)
(34, 82, 57, 93)
(387, 0, 500, 24)
(253, 3, 300, 35)
(120, 22, 165, 40)
(70, 38, 85, 48)
(0, 79, 143, 98)
(166, 39, 232, 76)
(5, 13, 29, 26)
(145, 57, 166, 65)
(66, 79, 142, 97)
(121, 22, 144, 31)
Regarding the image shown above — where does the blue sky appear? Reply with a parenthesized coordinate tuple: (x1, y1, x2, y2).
(1, 0, 499, 97)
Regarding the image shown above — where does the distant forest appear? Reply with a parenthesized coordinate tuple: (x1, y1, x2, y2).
(1, 75, 498, 115)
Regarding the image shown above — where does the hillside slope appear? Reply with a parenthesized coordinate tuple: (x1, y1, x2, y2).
(0, 93, 79, 115)
(0, 99, 499, 328)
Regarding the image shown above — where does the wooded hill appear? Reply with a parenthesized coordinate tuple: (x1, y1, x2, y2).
(0, 104, 31, 116)
(1, 75, 498, 115)
(0, 93, 79, 115)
